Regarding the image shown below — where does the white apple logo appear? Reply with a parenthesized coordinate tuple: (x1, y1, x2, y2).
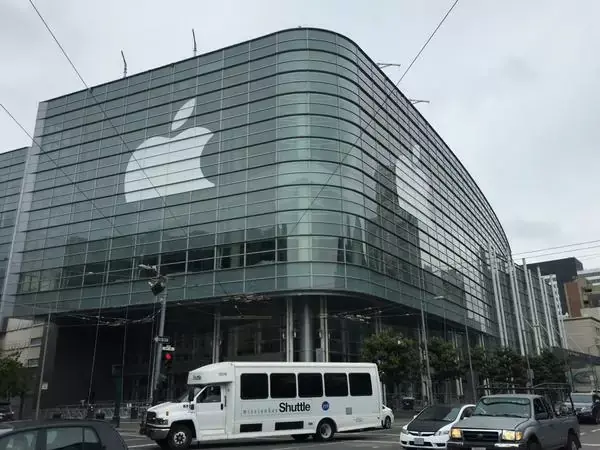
(124, 98, 215, 203)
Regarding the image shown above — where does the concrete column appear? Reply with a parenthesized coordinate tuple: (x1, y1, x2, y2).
(212, 307, 221, 363)
(374, 310, 383, 334)
(319, 297, 329, 362)
(341, 319, 348, 362)
(488, 244, 507, 346)
(285, 298, 294, 362)
(300, 299, 314, 362)
(451, 331, 464, 397)
(537, 267, 555, 347)
(508, 263, 526, 355)
(522, 259, 542, 355)
(228, 327, 239, 360)
(254, 322, 262, 355)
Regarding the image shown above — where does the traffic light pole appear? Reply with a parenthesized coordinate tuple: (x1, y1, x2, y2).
(150, 290, 167, 404)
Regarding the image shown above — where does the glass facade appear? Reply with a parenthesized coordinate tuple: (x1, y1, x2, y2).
(0, 147, 28, 320)
(0, 28, 563, 406)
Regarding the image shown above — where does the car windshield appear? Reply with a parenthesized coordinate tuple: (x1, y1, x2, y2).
(0, 407, 9, 413)
(473, 397, 531, 418)
(416, 405, 462, 422)
(571, 394, 593, 403)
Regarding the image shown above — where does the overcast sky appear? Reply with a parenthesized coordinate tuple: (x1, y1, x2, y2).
(1, 0, 599, 268)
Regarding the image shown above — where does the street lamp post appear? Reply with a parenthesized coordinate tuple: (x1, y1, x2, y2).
(34, 305, 52, 420)
(140, 264, 167, 405)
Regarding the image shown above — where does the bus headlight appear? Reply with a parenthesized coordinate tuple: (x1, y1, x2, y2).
(450, 428, 462, 439)
(501, 430, 523, 441)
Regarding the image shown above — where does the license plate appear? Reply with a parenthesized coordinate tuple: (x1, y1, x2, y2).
(472, 447, 486, 450)
(414, 438, 425, 445)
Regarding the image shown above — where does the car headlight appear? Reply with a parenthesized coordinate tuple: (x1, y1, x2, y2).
(581, 407, 589, 412)
(501, 430, 523, 441)
(156, 417, 169, 425)
(450, 428, 462, 439)
(435, 429, 450, 436)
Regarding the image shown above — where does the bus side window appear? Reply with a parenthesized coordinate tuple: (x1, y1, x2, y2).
(240, 374, 268, 400)
(298, 373, 323, 398)
(324, 373, 348, 397)
(270, 373, 297, 399)
(349, 373, 373, 396)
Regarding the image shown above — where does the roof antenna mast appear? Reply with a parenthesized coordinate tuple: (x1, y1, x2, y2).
(192, 29, 197, 57)
(121, 50, 127, 78)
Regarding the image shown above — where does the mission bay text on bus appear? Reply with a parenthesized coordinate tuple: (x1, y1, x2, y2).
(141, 361, 384, 449)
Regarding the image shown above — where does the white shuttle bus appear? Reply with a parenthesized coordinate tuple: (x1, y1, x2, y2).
(142, 361, 382, 449)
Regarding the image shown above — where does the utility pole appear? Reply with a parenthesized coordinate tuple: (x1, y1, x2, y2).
(140, 264, 167, 405)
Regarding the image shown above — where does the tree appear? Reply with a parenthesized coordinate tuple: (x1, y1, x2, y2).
(361, 329, 421, 384)
(427, 337, 464, 383)
(529, 349, 568, 385)
(488, 347, 528, 386)
(468, 346, 528, 391)
(469, 346, 492, 380)
(0, 353, 33, 419)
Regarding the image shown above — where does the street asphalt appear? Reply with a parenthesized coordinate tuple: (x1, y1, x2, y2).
(117, 422, 600, 449)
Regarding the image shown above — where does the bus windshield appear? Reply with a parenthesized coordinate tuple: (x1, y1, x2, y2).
(178, 385, 204, 403)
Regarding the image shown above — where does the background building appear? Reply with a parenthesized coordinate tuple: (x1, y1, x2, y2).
(0, 28, 561, 409)
(563, 316, 600, 357)
(527, 257, 583, 314)
(579, 268, 600, 287)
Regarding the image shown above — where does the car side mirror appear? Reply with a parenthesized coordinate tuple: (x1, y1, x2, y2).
(189, 403, 194, 411)
(535, 413, 548, 420)
(413, 415, 417, 419)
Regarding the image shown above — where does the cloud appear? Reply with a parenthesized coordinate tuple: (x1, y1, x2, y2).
(505, 219, 563, 242)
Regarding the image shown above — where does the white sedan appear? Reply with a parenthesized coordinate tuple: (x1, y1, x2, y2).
(382, 405, 394, 429)
(400, 404, 475, 449)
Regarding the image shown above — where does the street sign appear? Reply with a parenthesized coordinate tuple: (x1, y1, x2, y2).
(162, 345, 175, 352)
(154, 336, 169, 344)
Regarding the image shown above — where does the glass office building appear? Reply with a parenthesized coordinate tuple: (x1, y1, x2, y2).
(0, 28, 562, 407)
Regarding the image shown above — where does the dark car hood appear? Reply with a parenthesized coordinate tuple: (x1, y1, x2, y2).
(456, 416, 528, 430)
(407, 420, 450, 433)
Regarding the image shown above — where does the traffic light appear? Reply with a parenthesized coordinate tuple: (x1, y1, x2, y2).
(163, 352, 173, 371)
(150, 278, 166, 295)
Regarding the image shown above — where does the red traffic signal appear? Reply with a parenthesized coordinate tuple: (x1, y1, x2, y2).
(163, 352, 173, 371)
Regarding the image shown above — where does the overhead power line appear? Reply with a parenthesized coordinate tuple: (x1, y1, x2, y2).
(398, 0, 460, 84)
(513, 238, 600, 256)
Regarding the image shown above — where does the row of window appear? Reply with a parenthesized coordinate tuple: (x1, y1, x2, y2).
(38, 57, 506, 250)
(239, 372, 373, 400)
(38, 26, 506, 255)
(35, 66, 508, 255)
